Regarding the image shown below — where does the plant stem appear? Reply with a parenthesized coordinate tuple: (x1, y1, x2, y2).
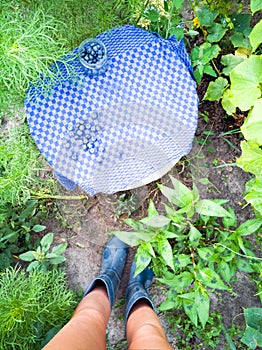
(215, 243, 262, 261)
(31, 193, 86, 200)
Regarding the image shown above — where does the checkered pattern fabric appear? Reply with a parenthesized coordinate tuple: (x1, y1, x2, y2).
(25, 25, 198, 195)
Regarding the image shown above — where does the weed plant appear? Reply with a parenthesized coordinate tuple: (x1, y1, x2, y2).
(0, 1, 70, 110)
(0, 266, 79, 350)
(111, 177, 262, 333)
(0, 120, 51, 207)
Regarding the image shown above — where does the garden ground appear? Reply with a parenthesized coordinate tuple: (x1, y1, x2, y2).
(40, 91, 261, 348)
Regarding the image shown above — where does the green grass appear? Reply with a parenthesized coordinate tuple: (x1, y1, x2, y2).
(0, 0, 145, 112)
(0, 267, 79, 349)
(0, 118, 53, 207)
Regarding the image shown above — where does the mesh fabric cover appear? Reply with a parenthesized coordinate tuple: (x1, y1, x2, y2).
(25, 25, 198, 195)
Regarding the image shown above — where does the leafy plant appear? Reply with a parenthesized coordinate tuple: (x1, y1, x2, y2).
(0, 121, 53, 207)
(0, 200, 46, 270)
(203, 18, 262, 216)
(0, 2, 71, 109)
(241, 308, 262, 349)
(20, 231, 67, 272)
(111, 177, 262, 328)
(0, 266, 78, 350)
(140, 0, 185, 39)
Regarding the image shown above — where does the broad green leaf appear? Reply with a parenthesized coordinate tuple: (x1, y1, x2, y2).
(19, 200, 37, 221)
(51, 243, 67, 255)
(200, 43, 220, 65)
(180, 292, 198, 326)
(174, 272, 194, 290)
(203, 77, 228, 101)
(32, 225, 46, 233)
(230, 13, 251, 33)
(241, 308, 262, 348)
(143, 241, 156, 258)
(194, 65, 204, 84)
(251, 0, 262, 13)
(249, 20, 262, 52)
(237, 141, 262, 177)
(236, 218, 262, 236)
(187, 30, 199, 37)
(196, 6, 218, 27)
(158, 239, 175, 271)
(241, 326, 262, 349)
(173, 0, 183, 9)
(159, 181, 193, 208)
(158, 299, 177, 311)
(144, 9, 159, 22)
(197, 267, 229, 290)
(203, 64, 217, 77)
(228, 55, 262, 111)
(125, 218, 144, 231)
(147, 200, 158, 217)
(174, 254, 192, 268)
(241, 99, 262, 145)
(195, 199, 232, 217)
(236, 259, 254, 273)
(27, 260, 40, 272)
(111, 231, 150, 246)
(19, 251, 35, 262)
(169, 27, 184, 40)
(135, 248, 152, 276)
(158, 271, 194, 289)
(245, 176, 262, 216)
(238, 236, 247, 255)
(217, 261, 232, 283)
(192, 183, 199, 202)
(222, 206, 237, 228)
(40, 233, 54, 252)
(230, 32, 251, 50)
(207, 23, 227, 42)
(49, 256, 66, 264)
(170, 176, 194, 206)
(163, 230, 179, 239)
(189, 224, 202, 247)
(141, 215, 171, 228)
(197, 247, 214, 261)
(244, 308, 262, 332)
(222, 88, 236, 115)
(195, 290, 210, 328)
(221, 54, 244, 75)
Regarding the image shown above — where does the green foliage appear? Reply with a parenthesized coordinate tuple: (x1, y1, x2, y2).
(0, 121, 49, 206)
(199, 10, 262, 216)
(0, 0, 144, 111)
(0, 266, 79, 350)
(190, 42, 220, 84)
(20, 231, 67, 272)
(141, 0, 185, 39)
(164, 311, 230, 349)
(241, 308, 262, 349)
(237, 98, 262, 216)
(110, 177, 262, 329)
(0, 200, 46, 270)
(0, 2, 70, 109)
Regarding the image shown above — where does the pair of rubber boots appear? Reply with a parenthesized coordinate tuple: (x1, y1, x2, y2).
(84, 236, 154, 323)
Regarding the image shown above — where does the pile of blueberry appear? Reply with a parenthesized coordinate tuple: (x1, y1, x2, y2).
(79, 40, 106, 67)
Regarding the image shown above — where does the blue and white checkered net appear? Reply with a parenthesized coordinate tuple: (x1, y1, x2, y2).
(25, 25, 198, 195)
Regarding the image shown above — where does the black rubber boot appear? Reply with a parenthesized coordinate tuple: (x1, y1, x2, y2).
(125, 262, 155, 326)
(84, 236, 128, 309)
